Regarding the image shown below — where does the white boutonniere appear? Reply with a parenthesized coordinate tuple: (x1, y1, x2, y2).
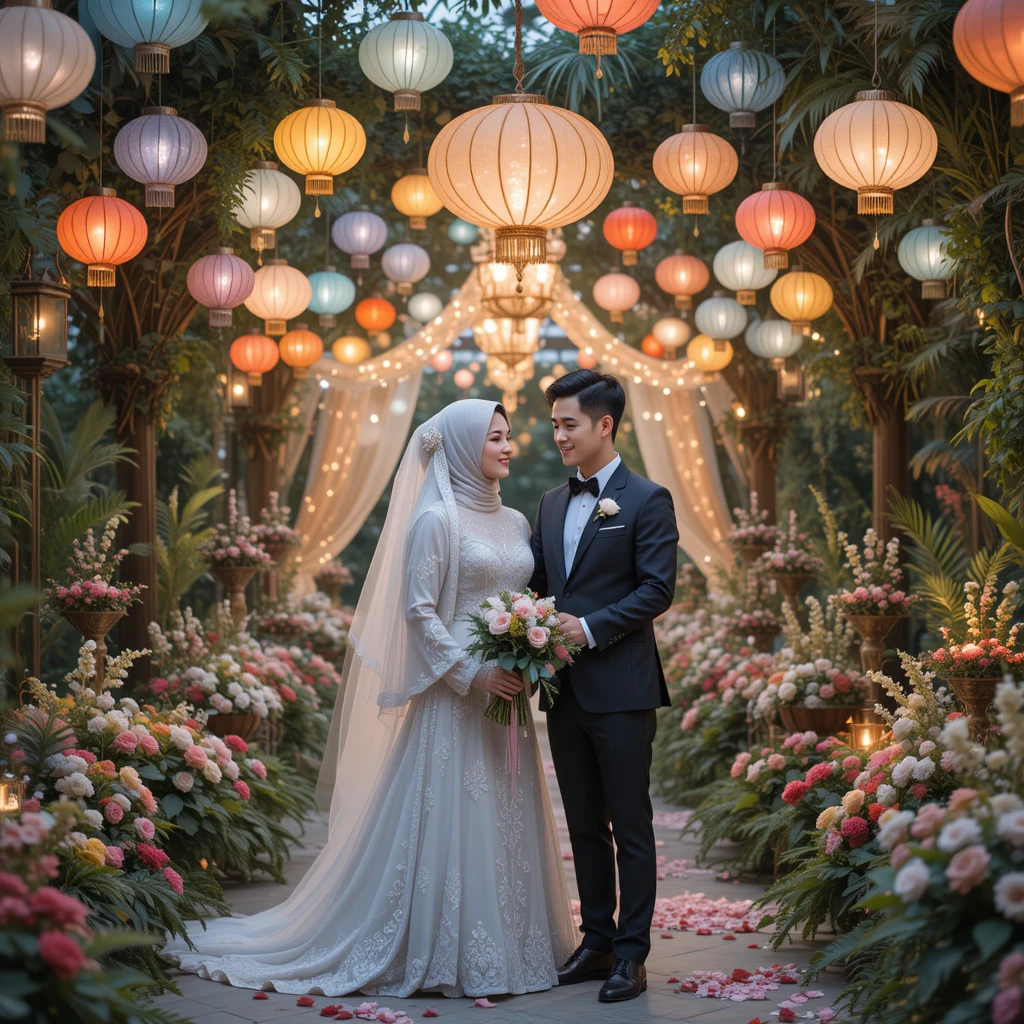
(594, 498, 621, 522)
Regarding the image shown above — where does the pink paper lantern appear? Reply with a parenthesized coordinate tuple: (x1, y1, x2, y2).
(453, 367, 474, 389)
(431, 349, 453, 372)
(187, 247, 255, 327)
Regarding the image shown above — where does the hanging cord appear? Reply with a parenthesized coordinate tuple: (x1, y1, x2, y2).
(313, 0, 325, 217)
(772, 17, 778, 182)
(871, 0, 881, 89)
(324, 208, 330, 268)
(97, 44, 105, 333)
(513, 0, 525, 93)
(691, 47, 699, 238)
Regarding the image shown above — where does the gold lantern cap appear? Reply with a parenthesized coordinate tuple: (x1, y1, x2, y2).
(264, 258, 288, 266)
(729, 41, 751, 50)
(855, 89, 900, 102)
(253, 159, 279, 170)
(761, 181, 791, 192)
(209, 246, 235, 255)
(680, 123, 711, 133)
(391, 10, 425, 20)
(141, 106, 177, 116)
(492, 92, 547, 105)
(92, 186, 118, 198)
(307, 98, 338, 109)
(920, 217, 942, 227)
(6, 1, 54, 7)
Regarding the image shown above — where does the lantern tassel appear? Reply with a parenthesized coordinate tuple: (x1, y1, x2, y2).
(314, 197, 321, 219)
(595, 55, 603, 80)
(403, 114, 410, 145)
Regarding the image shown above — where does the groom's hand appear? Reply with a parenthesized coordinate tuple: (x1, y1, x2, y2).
(557, 613, 587, 647)
(472, 666, 525, 701)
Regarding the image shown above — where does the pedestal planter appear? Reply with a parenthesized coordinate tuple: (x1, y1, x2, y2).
(736, 623, 778, 653)
(205, 712, 262, 741)
(260, 624, 305, 642)
(210, 564, 260, 628)
(262, 542, 295, 602)
(774, 571, 814, 607)
(736, 542, 771, 564)
(945, 676, 999, 739)
(847, 614, 904, 674)
(779, 704, 852, 736)
(316, 578, 343, 606)
(62, 610, 125, 688)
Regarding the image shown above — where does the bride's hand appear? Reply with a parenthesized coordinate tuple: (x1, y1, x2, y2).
(472, 666, 524, 700)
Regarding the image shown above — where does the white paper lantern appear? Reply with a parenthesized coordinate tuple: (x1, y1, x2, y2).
(700, 42, 784, 128)
(332, 207, 388, 269)
(358, 12, 453, 112)
(695, 292, 748, 340)
(712, 240, 778, 305)
(307, 267, 356, 328)
(744, 318, 803, 368)
(592, 273, 640, 323)
(242, 258, 312, 336)
(651, 317, 691, 352)
(897, 218, 953, 299)
(408, 291, 444, 323)
(85, 0, 206, 74)
(113, 106, 207, 208)
(381, 242, 430, 296)
(232, 161, 301, 259)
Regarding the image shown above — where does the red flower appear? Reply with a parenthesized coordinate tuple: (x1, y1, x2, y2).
(862, 772, 885, 795)
(841, 816, 870, 848)
(731, 968, 752, 982)
(136, 843, 169, 871)
(20, 797, 40, 813)
(183, 719, 201, 731)
(37, 930, 87, 979)
(422, 1012, 438, 1019)
(947, 712, 965, 720)
(805, 762, 835, 787)
(224, 735, 249, 753)
(233, 780, 251, 801)
(680, 980, 698, 992)
(280, 684, 297, 702)
(184, 685, 205, 703)
(782, 780, 809, 806)
(29, 887, 89, 929)
(162, 868, 184, 895)
(910, 783, 928, 800)
(868, 803, 885, 822)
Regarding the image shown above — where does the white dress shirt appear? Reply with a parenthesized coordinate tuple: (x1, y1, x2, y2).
(562, 454, 621, 649)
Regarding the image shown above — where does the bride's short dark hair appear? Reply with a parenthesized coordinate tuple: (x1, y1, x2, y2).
(544, 369, 625, 439)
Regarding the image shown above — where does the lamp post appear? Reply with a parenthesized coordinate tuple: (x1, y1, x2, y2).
(5, 262, 70, 677)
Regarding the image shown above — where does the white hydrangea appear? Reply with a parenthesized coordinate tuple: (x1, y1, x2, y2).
(221, 759, 239, 781)
(227, 682, 243, 698)
(892, 718, 916, 739)
(86, 714, 109, 734)
(987, 750, 1010, 771)
(55, 772, 94, 798)
(876, 784, 897, 807)
(112, 793, 131, 811)
(119, 697, 140, 715)
(104, 710, 131, 733)
(201, 760, 222, 784)
(918, 740, 936, 756)
(877, 810, 915, 851)
(209, 693, 233, 713)
(95, 692, 115, 711)
(937, 817, 983, 853)
(912, 758, 936, 781)
(814, 658, 833, 673)
(169, 725, 194, 750)
(997, 811, 1024, 847)
(992, 794, 1024, 814)
(804, 694, 825, 708)
(894, 858, 931, 902)
(234, 691, 251, 710)
(82, 808, 103, 830)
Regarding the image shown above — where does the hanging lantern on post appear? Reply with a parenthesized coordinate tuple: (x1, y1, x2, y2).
(0, 0, 95, 143)
(735, 182, 816, 269)
(712, 241, 778, 305)
(686, 334, 734, 374)
(113, 107, 207, 208)
(242, 259, 312, 337)
(593, 273, 640, 324)
(695, 291, 748, 341)
(274, 99, 365, 196)
(408, 291, 444, 322)
(187, 248, 255, 327)
(332, 334, 371, 364)
(391, 170, 443, 230)
(770, 267, 833, 335)
(231, 161, 302, 261)
(744, 318, 803, 369)
(897, 218, 953, 299)
(479, 261, 557, 319)
(653, 124, 738, 215)
(279, 323, 323, 379)
(85, 0, 206, 74)
(954, 0, 1024, 127)
(381, 242, 430, 296)
(307, 267, 355, 328)
(358, 13, 453, 113)
(602, 203, 657, 266)
(700, 42, 784, 128)
(230, 331, 279, 386)
(56, 188, 148, 288)
(655, 251, 709, 311)
(651, 317, 691, 357)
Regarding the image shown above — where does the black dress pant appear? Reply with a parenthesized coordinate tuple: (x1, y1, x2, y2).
(546, 681, 657, 963)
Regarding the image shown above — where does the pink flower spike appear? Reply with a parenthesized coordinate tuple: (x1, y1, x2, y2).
(474, 998, 497, 1009)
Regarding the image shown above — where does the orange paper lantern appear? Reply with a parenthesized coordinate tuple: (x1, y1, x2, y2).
(278, 323, 323, 379)
(735, 183, 816, 270)
(56, 188, 148, 287)
(535, 0, 660, 71)
(230, 331, 279, 386)
(655, 252, 709, 311)
(602, 203, 657, 265)
(640, 334, 665, 358)
(954, 0, 1024, 127)
(355, 296, 397, 332)
(391, 169, 443, 229)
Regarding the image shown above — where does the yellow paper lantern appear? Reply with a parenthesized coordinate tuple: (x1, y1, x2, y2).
(653, 124, 737, 215)
(770, 268, 833, 336)
(391, 169, 443, 229)
(332, 335, 371, 364)
(243, 259, 312, 336)
(686, 334, 733, 374)
(279, 323, 323, 379)
(273, 99, 366, 196)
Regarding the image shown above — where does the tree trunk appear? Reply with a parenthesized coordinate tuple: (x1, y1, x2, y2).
(872, 404, 909, 542)
(244, 369, 286, 519)
(750, 454, 777, 525)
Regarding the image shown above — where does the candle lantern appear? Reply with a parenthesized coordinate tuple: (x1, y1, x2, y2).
(0, 775, 25, 816)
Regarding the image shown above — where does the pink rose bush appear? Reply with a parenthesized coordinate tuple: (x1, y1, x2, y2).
(760, 509, 824, 575)
(834, 527, 915, 616)
(726, 490, 781, 548)
(202, 489, 272, 568)
(254, 490, 302, 548)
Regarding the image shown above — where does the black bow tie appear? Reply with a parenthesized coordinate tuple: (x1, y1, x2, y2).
(568, 476, 600, 498)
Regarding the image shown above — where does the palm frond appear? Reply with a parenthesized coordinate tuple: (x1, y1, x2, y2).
(908, 438, 977, 492)
(905, 395, 977, 423)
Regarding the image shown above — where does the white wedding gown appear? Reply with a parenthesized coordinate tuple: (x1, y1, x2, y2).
(164, 503, 577, 998)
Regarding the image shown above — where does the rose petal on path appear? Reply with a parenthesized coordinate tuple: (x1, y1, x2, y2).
(321, 1008, 341, 1017)
(804, 991, 825, 998)
(336, 1014, 354, 1021)
(422, 1011, 439, 1019)
(253, 992, 269, 1000)
(748, 943, 760, 948)
(818, 1010, 838, 1021)
(660, 932, 674, 939)
(722, 934, 736, 940)
(298, 996, 316, 1007)
(779, 1010, 797, 1022)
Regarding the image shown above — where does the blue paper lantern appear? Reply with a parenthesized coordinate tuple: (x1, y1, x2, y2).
(307, 267, 356, 328)
(447, 218, 479, 246)
(700, 42, 784, 129)
(897, 219, 953, 299)
(85, 0, 207, 74)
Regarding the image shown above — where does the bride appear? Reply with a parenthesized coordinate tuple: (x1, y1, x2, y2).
(162, 399, 577, 998)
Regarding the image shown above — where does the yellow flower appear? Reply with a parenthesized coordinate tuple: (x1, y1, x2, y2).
(77, 838, 108, 867)
(842, 789, 866, 815)
(509, 616, 526, 638)
(119, 766, 142, 792)
(816, 806, 841, 830)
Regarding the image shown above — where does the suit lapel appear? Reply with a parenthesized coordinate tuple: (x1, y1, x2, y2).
(567, 461, 630, 583)
(547, 484, 571, 585)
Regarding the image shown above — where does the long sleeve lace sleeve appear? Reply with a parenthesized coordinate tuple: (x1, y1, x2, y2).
(405, 508, 477, 696)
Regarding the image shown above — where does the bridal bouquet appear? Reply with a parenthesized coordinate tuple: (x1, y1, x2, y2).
(464, 589, 582, 728)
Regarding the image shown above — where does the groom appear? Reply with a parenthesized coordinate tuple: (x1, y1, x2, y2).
(529, 369, 678, 1003)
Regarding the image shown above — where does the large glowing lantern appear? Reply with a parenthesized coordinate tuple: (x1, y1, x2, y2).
(230, 331, 279, 386)
(332, 335, 371, 364)
(712, 241, 777, 305)
(745, 318, 803, 369)
(113, 106, 207, 208)
(479, 260, 557, 319)
(602, 203, 657, 266)
(813, 91, 937, 215)
(274, 99, 366, 196)
(897, 218, 954, 299)
(655, 251, 709, 311)
(381, 242, 430, 296)
(687, 334, 733, 374)
(85, 0, 206, 74)
(186, 248, 254, 327)
(474, 316, 541, 367)
(534, 0, 660, 75)
(593, 273, 640, 324)
(428, 93, 613, 278)
(391, 170, 443, 230)
(0, 0, 95, 143)
(653, 124, 737, 215)
(331, 207, 388, 269)
(651, 317, 691, 353)
(355, 296, 397, 333)
(56, 188, 148, 287)
(243, 259, 312, 336)
(735, 182, 816, 269)
(954, 0, 1024, 127)
(358, 12, 453, 112)
(306, 267, 355, 328)
(770, 268, 833, 335)
(232, 161, 301, 260)
(695, 292, 748, 340)
(279, 323, 323, 379)
(700, 42, 784, 128)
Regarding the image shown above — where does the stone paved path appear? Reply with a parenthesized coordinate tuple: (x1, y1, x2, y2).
(151, 724, 846, 1023)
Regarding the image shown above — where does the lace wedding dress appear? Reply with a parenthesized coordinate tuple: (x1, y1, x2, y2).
(163, 502, 577, 998)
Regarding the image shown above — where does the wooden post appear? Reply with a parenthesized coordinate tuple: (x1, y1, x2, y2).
(243, 366, 288, 520)
(854, 367, 909, 541)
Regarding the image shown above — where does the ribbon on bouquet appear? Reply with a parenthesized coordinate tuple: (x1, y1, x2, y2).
(505, 703, 519, 802)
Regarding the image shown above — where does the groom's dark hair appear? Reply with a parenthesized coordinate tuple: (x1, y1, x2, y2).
(545, 369, 626, 440)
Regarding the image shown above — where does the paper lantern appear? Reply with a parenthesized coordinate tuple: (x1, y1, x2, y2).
(745, 318, 803, 369)
(381, 242, 430, 296)
(655, 251, 709, 310)
(85, 0, 205, 74)
(735, 182, 816, 269)
(695, 292, 748, 340)
(113, 106, 207, 208)
(355, 296, 396, 333)
(274, 99, 366, 196)
(687, 334, 733, 374)
(428, 93, 613, 278)
(232, 161, 301, 259)
(331, 208, 388, 270)
(653, 124, 738, 215)
(307, 267, 355, 328)
(408, 291, 443, 322)
(535, 0, 660, 72)
(592, 273, 640, 323)
(56, 188, 148, 288)
(577, 350, 598, 369)
(448, 218, 479, 245)
(332, 335, 371, 364)
(453, 368, 475, 390)
(651, 317, 691, 352)
(431, 349, 453, 372)
(954, 0, 1024, 126)
(897, 218, 954, 299)
(641, 334, 664, 358)
(358, 12, 453, 112)
(230, 331, 278, 386)
(0, 0, 95, 143)
(546, 231, 567, 263)
(243, 259, 312, 336)
(700, 42, 784, 128)
(602, 203, 657, 266)
(279, 323, 323, 379)
(712, 241, 778, 305)
(474, 316, 541, 367)
(391, 170, 442, 230)
(186, 247, 254, 327)
(813, 91, 937, 215)
(770, 268, 833, 335)
(479, 260, 557, 319)
(488, 352, 534, 397)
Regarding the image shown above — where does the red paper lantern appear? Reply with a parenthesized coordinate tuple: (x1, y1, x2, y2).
(640, 334, 665, 358)
(56, 188, 148, 287)
(355, 296, 397, 332)
(278, 323, 324, 379)
(536, 0, 660, 69)
(735, 183, 816, 270)
(655, 252, 709, 311)
(230, 331, 279, 386)
(603, 203, 657, 266)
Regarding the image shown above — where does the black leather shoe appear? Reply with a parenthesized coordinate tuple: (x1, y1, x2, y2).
(598, 959, 647, 1002)
(556, 945, 615, 985)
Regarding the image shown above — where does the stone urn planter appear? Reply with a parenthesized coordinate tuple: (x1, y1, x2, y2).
(210, 564, 260, 628)
(735, 623, 778, 653)
(261, 542, 295, 602)
(773, 571, 814, 608)
(945, 676, 999, 739)
(315, 577, 344, 606)
(779, 704, 852, 736)
(62, 609, 125, 688)
(847, 614, 905, 674)
(205, 712, 262, 741)
(736, 541, 771, 564)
